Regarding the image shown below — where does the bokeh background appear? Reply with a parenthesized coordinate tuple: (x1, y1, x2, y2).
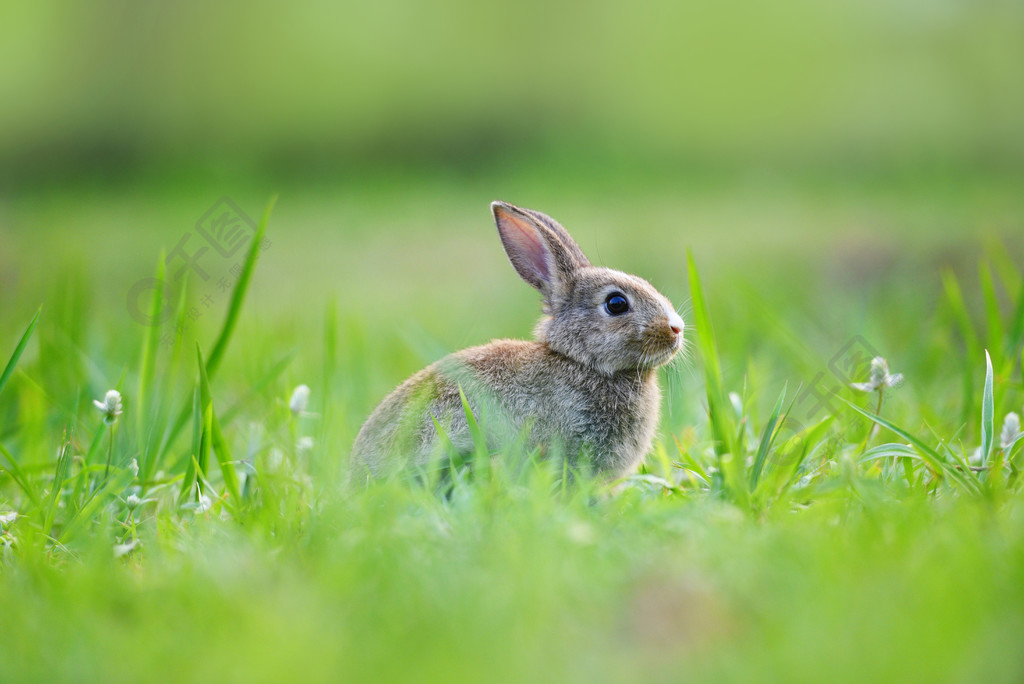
(3, 4, 1024, 681)
(2, 0, 1023, 425)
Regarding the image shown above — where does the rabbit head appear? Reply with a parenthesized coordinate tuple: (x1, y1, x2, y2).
(491, 201, 685, 377)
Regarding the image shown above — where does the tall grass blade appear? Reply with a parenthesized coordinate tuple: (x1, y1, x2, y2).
(942, 270, 980, 354)
(750, 384, 787, 488)
(321, 298, 337, 419)
(1008, 272, 1024, 359)
(771, 415, 834, 499)
(979, 263, 1004, 364)
(178, 387, 203, 503)
(137, 251, 166, 458)
(58, 466, 135, 545)
(42, 433, 72, 536)
(686, 251, 737, 460)
(941, 270, 979, 429)
(840, 397, 980, 494)
(147, 271, 193, 483)
(980, 350, 994, 467)
(197, 405, 213, 497)
(0, 442, 41, 506)
(161, 196, 277, 460)
(206, 195, 277, 377)
(458, 385, 488, 462)
(196, 344, 241, 502)
(0, 307, 41, 400)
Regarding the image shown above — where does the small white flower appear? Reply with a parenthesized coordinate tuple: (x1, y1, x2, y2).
(289, 384, 311, 416)
(1000, 412, 1021, 450)
(0, 511, 17, 529)
(113, 539, 140, 558)
(195, 494, 213, 514)
(93, 389, 123, 425)
(851, 357, 903, 393)
(126, 494, 142, 510)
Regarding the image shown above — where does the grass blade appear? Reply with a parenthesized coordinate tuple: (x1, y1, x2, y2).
(0, 442, 41, 506)
(979, 264, 1004, 363)
(458, 385, 488, 462)
(980, 350, 994, 467)
(146, 271, 192, 484)
(840, 397, 980, 494)
(196, 344, 241, 503)
(859, 443, 918, 463)
(58, 466, 135, 545)
(770, 415, 834, 499)
(137, 251, 166, 455)
(686, 251, 737, 461)
(206, 195, 277, 377)
(942, 270, 980, 355)
(429, 413, 458, 458)
(942, 270, 979, 428)
(1007, 269, 1024, 355)
(0, 307, 42, 399)
(178, 387, 203, 503)
(42, 433, 73, 536)
(197, 406, 213, 496)
(749, 384, 788, 489)
(160, 196, 277, 461)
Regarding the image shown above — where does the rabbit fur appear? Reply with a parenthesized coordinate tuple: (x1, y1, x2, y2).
(350, 201, 685, 481)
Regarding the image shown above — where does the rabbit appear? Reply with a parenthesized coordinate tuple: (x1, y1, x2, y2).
(350, 201, 685, 481)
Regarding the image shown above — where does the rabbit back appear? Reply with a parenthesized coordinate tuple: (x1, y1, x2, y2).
(349, 339, 662, 480)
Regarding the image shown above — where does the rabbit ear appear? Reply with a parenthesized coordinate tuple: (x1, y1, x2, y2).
(491, 201, 590, 297)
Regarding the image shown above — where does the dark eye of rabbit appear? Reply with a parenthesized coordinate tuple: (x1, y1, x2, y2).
(604, 292, 630, 316)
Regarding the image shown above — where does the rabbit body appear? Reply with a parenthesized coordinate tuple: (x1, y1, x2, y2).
(351, 202, 684, 480)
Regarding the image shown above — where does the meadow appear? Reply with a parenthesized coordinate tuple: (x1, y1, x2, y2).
(1, 164, 1023, 682)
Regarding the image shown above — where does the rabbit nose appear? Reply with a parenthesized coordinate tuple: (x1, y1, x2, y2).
(663, 305, 685, 336)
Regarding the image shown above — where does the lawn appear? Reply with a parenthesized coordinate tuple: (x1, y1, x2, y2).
(1, 168, 1023, 682)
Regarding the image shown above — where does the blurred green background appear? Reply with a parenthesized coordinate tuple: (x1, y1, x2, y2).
(2, 0, 1023, 442)
(3, 0, 1024, 180)
(3, 0, 1022, 332)
(3, 4, 1024, 682)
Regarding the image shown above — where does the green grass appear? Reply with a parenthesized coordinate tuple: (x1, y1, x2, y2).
(1, 178, 1024, 682)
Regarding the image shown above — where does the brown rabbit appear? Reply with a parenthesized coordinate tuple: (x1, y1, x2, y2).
(350, 201, 685, 480)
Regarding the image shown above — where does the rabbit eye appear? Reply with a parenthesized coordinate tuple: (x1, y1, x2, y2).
(604, 292, 630, 316)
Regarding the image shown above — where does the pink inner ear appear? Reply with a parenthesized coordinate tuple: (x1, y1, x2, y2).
(503, 212, 549, 282)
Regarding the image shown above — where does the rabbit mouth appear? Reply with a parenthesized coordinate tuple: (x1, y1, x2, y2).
(641, 341, 680, 368)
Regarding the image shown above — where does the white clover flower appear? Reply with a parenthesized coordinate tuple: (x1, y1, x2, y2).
(289, 384, 311, 416)
(851, 357, 903, 393)
(1000, 412, 1021, 450)
(126, 494, 142, 510)
(195, 494, 213, 514)
(93, 389, 123, 425)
